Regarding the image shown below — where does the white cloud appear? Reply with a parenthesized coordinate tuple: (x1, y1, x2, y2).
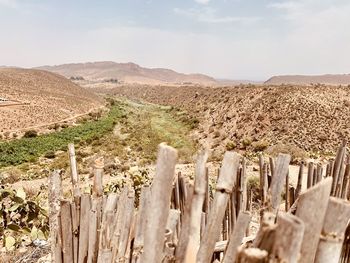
(0, 1, 350, 80)
(268, 1, 301, 10)
(194, 0, 210, 5)
(174, 7, 260, 24)
(0, 0, 18, 8)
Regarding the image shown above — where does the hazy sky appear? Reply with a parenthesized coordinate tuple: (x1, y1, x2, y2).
(0, 0, 349, 80)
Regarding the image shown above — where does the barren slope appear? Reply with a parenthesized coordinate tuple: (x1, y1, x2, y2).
(0, 68, 103, 132)
(265, 74, 350, 85)
(36, 61, 217, 85)
(102, 84, 350, 154)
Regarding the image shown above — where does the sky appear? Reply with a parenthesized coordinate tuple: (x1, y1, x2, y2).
(0, 0, 349, 80)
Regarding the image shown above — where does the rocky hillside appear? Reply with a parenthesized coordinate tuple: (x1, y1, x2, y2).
(102, 84, 350, 155)
(265, 74, 350, 85)
(37, 61, 217, 85)
(0, 68, 103, 133)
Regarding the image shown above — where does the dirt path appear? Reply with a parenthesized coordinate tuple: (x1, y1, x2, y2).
(6, 105, 106, 134)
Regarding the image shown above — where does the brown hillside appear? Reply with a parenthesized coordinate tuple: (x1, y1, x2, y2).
(36, 61, 217, 85)
(0, 68, 103, 132)
(265, 74, 350, 85)
(101, 84, 350, 154)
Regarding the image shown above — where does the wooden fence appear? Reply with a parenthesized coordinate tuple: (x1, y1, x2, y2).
(49, 142, 350, 263)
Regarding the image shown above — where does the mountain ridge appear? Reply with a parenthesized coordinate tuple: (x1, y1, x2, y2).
(265, 73, 350, 85)
(36, 61, 217, 85)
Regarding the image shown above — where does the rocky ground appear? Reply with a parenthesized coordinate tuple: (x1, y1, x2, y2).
(0, 68, 103, 137)
(98, 84, 350, 159)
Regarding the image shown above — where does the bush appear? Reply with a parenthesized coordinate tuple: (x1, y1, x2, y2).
(247, 175, 260, 202)
(252, 140, 269, 152)
(266, 143, 307, 164)
(242, 137, 252, 148)
(44, 151, 56, 159)
(226, 141, 236, 151)
(23, 130, 38, 138)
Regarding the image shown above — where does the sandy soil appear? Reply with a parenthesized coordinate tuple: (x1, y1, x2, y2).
(0, 68, 103, 134)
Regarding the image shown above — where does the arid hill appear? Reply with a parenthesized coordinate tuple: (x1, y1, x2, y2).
(0, 68, 103, 133)
(36, 61, 217, 85)
(265, 74, 350, 85)
(100, 84, 350, 155)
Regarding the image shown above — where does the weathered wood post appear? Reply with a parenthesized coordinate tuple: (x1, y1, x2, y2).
(142, 144, 178, 263)
(197, 151, 240, 263)
(184, 151, 208, 262)
(48, 170, 62, 263)
(296, 177, 333, 263)
(222, 211, 251, 263)
(314, 197, 350, 262)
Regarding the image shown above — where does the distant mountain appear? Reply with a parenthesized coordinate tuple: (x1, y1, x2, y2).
(216, 79, 263, 85)
(36, 61, 217, 85)
(265, 74, 350, 85)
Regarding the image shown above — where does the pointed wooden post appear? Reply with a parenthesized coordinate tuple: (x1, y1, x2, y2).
(142, 144, 178, 263)
(197, 152, 240, 263)
(49, 170, 63, 263)
(222, 211, 251, 263)
(184, 151, 208, 262)
(296, 177, 333, 263)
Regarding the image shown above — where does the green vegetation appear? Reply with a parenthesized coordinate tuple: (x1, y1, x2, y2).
(0, 104, 123, 168)
(247, 175, 260, 202)
(226, 141, 237, 151)
(0, 187, 48, 251)
(0, 99, 196, 174)
(252, 140, 269, 152)
(92, 100, 197, 165)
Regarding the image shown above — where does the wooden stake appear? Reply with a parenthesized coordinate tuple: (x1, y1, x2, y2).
(266, 154, 291, 214)
(307, 162, 314, 189)
(132, 186, 151, 263)
(184, 151, 208, 262)
(271, 212, 305, 263)
(222, 211, 251, 263)
(236, 247, 268, 262)
(197, 151, 240, 263)
(68, 143, 81, 199)
(60, 201, 74, 263)
(87, 198, 100, 263)
(314, 197, 350, 262)
(78, 194, 91, 263)
(93, 159, 104, 198)
(142, 144, 178, 263)
(296, 177, 333, 263)
(48, 170, 62, 263)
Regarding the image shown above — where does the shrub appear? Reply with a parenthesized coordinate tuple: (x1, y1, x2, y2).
(23, 130, 38, 138)
(4, 131, 10, 139)
(226, 141, 236, 151)
(247, 175, 260, 202)
(252, 140, 269, 152)
(44, 151, 56, 159)
(242, 137, 252, 148)
(266, 143, 307, 164)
